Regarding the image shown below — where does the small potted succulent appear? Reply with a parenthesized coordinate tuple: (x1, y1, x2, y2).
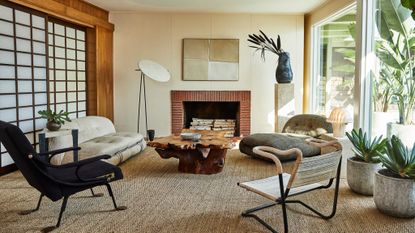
(346, 128, 387, 195)
(374, 135, 415, 218)
(38, 109, 71, 131)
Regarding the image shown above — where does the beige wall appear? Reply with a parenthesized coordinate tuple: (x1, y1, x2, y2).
(110, 12, 304, 136)
(303, 0, 356, 112)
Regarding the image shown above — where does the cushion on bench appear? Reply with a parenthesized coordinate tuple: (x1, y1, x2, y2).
(239, 133, 321, 162)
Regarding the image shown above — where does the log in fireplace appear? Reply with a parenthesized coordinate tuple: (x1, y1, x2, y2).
(171, 91, 251, 136)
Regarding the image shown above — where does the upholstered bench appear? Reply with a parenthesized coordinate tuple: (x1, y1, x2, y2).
(239, 114, 333, 162)
(48, 116, 146, 165)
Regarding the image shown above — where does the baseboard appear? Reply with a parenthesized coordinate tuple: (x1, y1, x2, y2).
(0, 164, 17, 176)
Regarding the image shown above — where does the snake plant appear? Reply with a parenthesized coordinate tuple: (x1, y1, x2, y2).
(346, 128, 387, 163)
(379, 135, 415, 179)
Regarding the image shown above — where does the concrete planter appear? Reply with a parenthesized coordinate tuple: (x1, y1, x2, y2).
(387, 123, 415, 149)
(347, 157, 381, 195)
(374, 170, 415, 218)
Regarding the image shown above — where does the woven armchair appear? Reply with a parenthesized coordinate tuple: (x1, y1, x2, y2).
(238, 138, 342, 233)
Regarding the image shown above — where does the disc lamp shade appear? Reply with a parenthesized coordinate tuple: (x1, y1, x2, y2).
(136, 60, 171, 138)
(327, 107, 351, 138)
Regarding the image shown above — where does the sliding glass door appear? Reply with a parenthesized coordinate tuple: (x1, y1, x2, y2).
(311, 5, 357, 130)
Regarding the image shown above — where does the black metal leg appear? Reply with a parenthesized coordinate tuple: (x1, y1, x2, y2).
(90, 188, 104, 197)
(41, 196, 69, 233)
(105, 184, 127, 211)
(19, 194, 44, 215)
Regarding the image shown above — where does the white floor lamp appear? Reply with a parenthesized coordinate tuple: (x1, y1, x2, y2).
(136, 60, 170, 138)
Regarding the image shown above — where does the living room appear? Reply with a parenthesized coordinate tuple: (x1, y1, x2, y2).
(0, 0, 414, 232)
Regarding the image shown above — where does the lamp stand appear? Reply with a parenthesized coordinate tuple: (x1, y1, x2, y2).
(137, 71, 148, 135)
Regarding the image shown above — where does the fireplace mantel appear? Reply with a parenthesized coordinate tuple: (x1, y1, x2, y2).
(171, 90, 251, 136)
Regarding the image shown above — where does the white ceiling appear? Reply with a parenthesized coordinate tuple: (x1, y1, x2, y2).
(85, 0, 330, 14)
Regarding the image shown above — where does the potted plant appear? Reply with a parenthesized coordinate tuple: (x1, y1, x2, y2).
(376, 0, 415, 146)
(38, 109, 71, 131)
(346, 128, 387, 195)
(247, 30, 293, 83)
(374, 135, 415, 218)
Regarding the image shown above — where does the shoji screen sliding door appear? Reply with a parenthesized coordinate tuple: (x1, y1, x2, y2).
(0, 3, 47, 168)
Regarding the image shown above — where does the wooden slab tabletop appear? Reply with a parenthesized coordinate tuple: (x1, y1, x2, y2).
(148, 130, 234, 150)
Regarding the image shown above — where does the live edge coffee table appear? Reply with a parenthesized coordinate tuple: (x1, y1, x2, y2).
(148, 130, 234, 174)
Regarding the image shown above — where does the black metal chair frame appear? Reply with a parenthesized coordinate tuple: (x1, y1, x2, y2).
(240, 160, 341, 233)
(238, 142, 342, 233)
(23, 147, 127, 232)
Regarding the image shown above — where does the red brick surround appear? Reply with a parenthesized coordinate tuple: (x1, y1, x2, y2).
(171, 90, 251, 136)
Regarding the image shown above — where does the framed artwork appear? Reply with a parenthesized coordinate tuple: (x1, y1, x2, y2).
(182, 38, 239, 81)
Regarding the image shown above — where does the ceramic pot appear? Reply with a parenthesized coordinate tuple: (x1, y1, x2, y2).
(374, 169, 415, 218)
(275, 52, 293, 83)
(347, 157, 381, 195)
(46, 121, 61, 131)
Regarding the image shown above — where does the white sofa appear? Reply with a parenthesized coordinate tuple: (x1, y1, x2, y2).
(49, 116, 146, 165)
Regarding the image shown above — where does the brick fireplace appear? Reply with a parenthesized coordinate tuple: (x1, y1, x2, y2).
(171, 90, 251, 136)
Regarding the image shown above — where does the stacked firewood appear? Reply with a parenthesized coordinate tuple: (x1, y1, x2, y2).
(190, 118, 236, 137)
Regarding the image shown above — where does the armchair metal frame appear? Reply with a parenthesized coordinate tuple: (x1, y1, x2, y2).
(0, 121, 126, 233)
(238, 139, 342, 233)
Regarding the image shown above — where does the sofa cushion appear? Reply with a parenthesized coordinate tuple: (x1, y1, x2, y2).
(50, 132, 145, 165)
(239, 133, 321, 162)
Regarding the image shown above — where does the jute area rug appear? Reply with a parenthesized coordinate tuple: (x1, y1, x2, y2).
(0, 148, 413, 233)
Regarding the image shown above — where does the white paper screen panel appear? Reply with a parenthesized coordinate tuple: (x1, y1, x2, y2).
(48, 19, 87, 119)
(0, 3, 47, 168)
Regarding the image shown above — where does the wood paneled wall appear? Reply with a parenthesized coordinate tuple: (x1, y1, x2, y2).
(8, 0, 114, 121)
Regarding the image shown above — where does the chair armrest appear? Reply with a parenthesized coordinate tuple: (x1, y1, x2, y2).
(253, 146, 303, 174)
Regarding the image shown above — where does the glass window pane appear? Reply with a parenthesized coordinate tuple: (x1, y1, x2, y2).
(0, 95, 16, 108)
(35, 117, 47, 130)
(312, 7, 356, 129)
(19, 107, 33, 120)
(67, 71, 76, 80)
(78, 71, 85, 81)
(16, 38, 31, 52)
(16, 25, 31, 39)
(34, 80, 46, 92)
(48, 22, 53, 33)
(68, 102, 76, 112)
(56, 93, 65, 103)
(32, 15, 45, 29)
(55, 70, 65, 80)
(78, 82, 85, 91)
(0, 35, 14, 50)
(68, 92, 76, 101)
(17, 67, 32, 79)
(33, 42, 46, 54)
(48, 34, 54, 44)
(56, 103, 66, 112)
(0, 5, 13, 21)
(55, 47, 65, 58)
(67, 49, 75, 59)
(77, 61, 85, 71)
(77, 40, 85, 50)
(19, 119, 33, 132)
(49, 93, 54, 103)
(35, 93, 47, 105)
(67, 60, 75, 70)
(78, 101, 86, 111)
(67, 39, 75, 49)
(33, 29, 45, 42)
(0, 109, 16, 122)
(18, 80, 32, 93)
(76, 30, 85, 40)
(0, 80, 15, 93)
(56, 82, 66, 92)
(54, 24, 65, 36)
(33, 55, 46, 67)
(0, 21, 13, 36)
(0, 66, 15, 79)
(77, 51, 85, 61)
(68, 82, 76, 91)
(49, 70, 54, 80)
(78, 92, 86, 101)
(15, 10, 30, 25)
(17, 52, 31, 66)
(66, 28, 75, 38)
(0, 51, 15, 65)
(18, 94, 33, 106)
(33, 68, 46, 79)
(55, 58, 65, 69)
(78, 111, 86, 117)
(55, 35, 65, 46)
